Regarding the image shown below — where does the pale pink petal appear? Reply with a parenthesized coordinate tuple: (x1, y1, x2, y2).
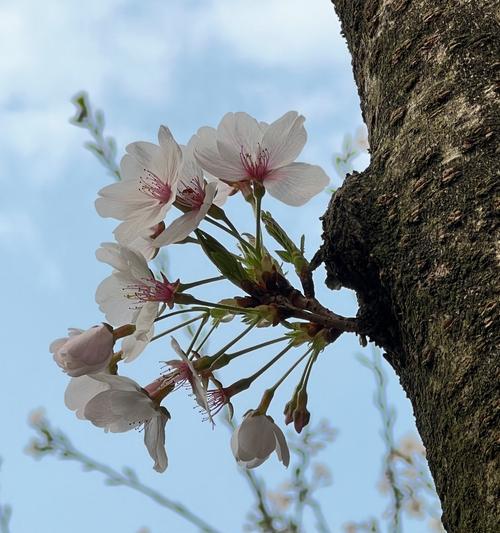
(89, 373, 142, 391)
(95, 180, 151, 220)
(125, 141, 160, 169)
(154, 211, 201, 247)
(215, 139, 248, 179)
(264, 162, 329, 206)
(154, 182, 216, 247)
(95, 242, 128, 272)
(64, 375, 109, 419)
(180, 137, 204, 181)
(155, 126, 183, 185)
(144, 409, 169, 472)
(96, 275, 136, 326)
(121, 303, 157, 362)
(218, 112, 263, 155)
(207, 175, 233, 206)
(194, 126, 245, 182)
(262, 111, 307, 169)
(113, 204, 167, 244)
(118, 246, 151, 280)
(121, 327, 153, 361)
(230, 423, 242, 456)
(236, 415, 275, 460)
(84, 390, 153, 432)
(272, 424, 290, 467)
(120, 153, 144, 182)
(129, 234, 157, 261)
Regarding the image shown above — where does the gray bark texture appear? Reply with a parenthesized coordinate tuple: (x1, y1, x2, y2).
(321, 1, 499, 531)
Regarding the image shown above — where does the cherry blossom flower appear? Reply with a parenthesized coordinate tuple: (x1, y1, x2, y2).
(83, 374, 170, 472)
(95, 243, 179, 361)
(231, 410, 290, 469)
(50, 325, 114, 377)
(193, 111, 329, 206)
(153, 138, 232, 248)
(206, 387, 232, 417)
(163, 337, 214, 424)
(95, 126, 182, 245)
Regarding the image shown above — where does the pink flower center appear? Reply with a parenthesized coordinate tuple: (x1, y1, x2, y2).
(162, 360, 195, 391)
(139, 169, 172, 204)
(206, 388, 230, 415)
(176, 177, 206, 210)
(240, 144, 270, 181)
(126, 273, 177, 306)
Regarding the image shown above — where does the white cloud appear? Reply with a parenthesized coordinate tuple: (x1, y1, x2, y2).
(0, 0, 180, 184)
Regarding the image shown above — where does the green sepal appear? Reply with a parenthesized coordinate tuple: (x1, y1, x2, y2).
(195, 229, 249, 288)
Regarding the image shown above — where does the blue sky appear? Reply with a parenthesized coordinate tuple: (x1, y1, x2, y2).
(0, 1, 437, 532)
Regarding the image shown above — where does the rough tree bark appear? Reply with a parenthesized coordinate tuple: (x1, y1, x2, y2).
(320, 1, 499, 531)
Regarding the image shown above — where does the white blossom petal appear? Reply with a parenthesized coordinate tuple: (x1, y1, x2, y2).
(272, 424, 291, 467)
(262, 111, 306, 169)
(231, 411, 290, 469)
(121, 302, 157, 362)
(157, 126, 183, 181)
(218, 112, 263, 155)
(125, 141, 160, 169)
(120, 152, 145, 181)
(194, 126, 246, 182)
(113, 204, 167, 245)
(263, 162, 329, 206)
(96, 275, 137, 326)
(154, 181, 217, 247)
(95, 242, 128, 272)
(84, 389, 154, 432)
(154, 210, 201, 247)
(144, 409, 169, 473)
(236, 415, 275, 460)
(65, 374, 110, 419)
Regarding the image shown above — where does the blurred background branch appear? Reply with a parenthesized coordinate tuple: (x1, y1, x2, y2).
(0, 460, 12, 533)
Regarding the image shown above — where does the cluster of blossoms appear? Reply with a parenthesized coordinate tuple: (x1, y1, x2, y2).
(52, 110, 360, 473)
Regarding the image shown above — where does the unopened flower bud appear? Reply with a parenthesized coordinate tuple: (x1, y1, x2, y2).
(283, 398, 295, 425)
(50, 325, 114, 377)
(293, 390, 310, 434)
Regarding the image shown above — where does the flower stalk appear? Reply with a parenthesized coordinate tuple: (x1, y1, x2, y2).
(151, 314, 205, 342)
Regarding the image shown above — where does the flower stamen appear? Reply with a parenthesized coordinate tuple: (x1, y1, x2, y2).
(176, 176, 206, 210)
(206, 388, 231, 416)
(239, 144, 270, 181)
(125, 274, 178, 307)
(139, 169, 173, 204)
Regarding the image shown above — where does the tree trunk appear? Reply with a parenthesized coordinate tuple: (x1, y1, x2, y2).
(321, 1, 499, 531)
